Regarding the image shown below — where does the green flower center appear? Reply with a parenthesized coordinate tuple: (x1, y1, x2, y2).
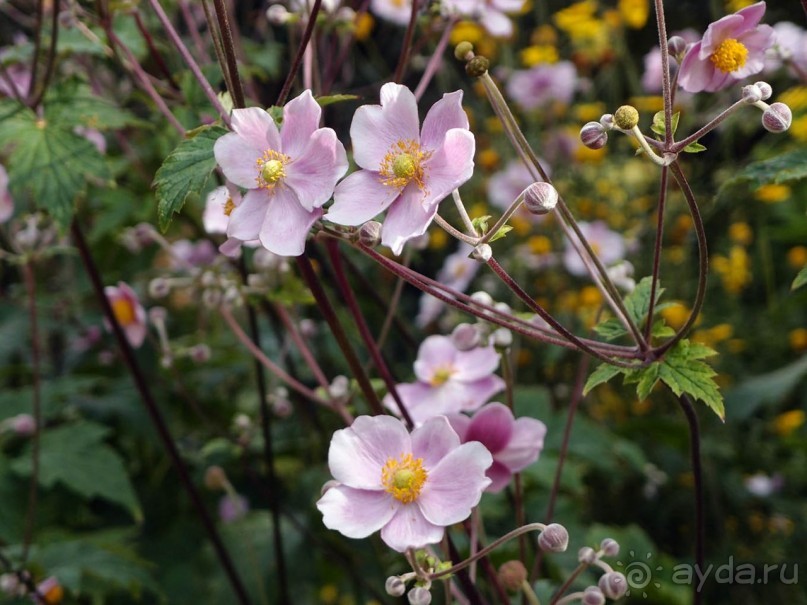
(255, 150, 291, 189)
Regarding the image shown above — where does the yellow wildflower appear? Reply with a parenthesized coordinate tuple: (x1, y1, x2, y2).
(354, 12, 374, 41)
(520, 44, 559, 66)
(712, 246, 751, 293)
(477, 148, 500, 171)
(754, 183, 791, 203)
(618, 0, 649, 29)
(774, 409, 805, 436)
(528, 235, 552, 255)
(728, 222, 753, 245)
(788, 114, 807, 142)
(660, 301, 690, 330)
(786, 245, 807, 268)
(776, 86, 807, 111)
(789, 328, 807, 352)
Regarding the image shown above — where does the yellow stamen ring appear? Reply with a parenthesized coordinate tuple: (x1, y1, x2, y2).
(710, 38, 748, 74)
(381, 453, 428, 504)
(379, 139, 431, 191)
(255, 149, 291, 190)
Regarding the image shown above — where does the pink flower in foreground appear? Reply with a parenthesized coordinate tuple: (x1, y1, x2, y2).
(383, 335, 505, 425)
(213, 90, 348, 256)
(104, 282, 147, 348)
(678, 1, 774, 93)
(317, 415, 492, 552)
(447, 403, 546, 493)
(326, 83, 475, 255)
(0, 165, 13, 223)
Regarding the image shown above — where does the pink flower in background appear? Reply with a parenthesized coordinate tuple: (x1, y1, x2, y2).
(505, 61, 577, 111)
(641, 29, 699, 93)
(317, 415, 492, 552)
(441, 0, 526, 37)
(218, 493, 250, 523)
(213, 90, 348, 256)
(169, 239, 217, 269)
(563, 221, 627, 277)
(104, 282, 147, 348)
(383, 335, 505, 425)
(369, 0, 412, 25)
(678, 1, 774, 93)
(0, 165, 13, 223)
(765, 22, 807, 76)
(447, 403, 546, 493)
(416, 244, 479, 327)
(326, 83, 475, 255)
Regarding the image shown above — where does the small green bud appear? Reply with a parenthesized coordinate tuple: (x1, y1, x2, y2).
(613, 105, 640, 130)
(465, 56, 489, 78)
(454, 41, 474, 61)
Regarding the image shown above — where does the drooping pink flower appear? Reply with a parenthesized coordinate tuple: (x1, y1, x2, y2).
(563, 221, 627, 277)
(0, 165, 13, 223)
(317, 415, 492, 552)
(104, 282, 147, 348)
(213, 90, 348, 256)
(441, 0, 526, 37)
(326, 83, 475, 255)
(383, 335, 505, 425)
(505, 61, 578, 111)
(446, 403, 546, 493)
(678, 1, 774, 93)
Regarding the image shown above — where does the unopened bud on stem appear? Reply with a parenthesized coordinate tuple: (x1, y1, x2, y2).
(580, 121, 608, 149)
(762, 102, 791, 133)
(465, 56, 489, 78)
(523, 182, 559, 215)
(614, 105, 640, 130)
(538, 523, 569, 552)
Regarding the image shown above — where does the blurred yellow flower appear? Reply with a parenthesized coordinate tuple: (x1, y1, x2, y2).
(754, 183, 791, 203)
(451, 20, 485, 45)
(725, 0, 755, 11)
(629, 95, 665, 113)
(786, 245, 807, 268)
(789, 328, 807, 352)
(520, 44, 559, 66)
(777, 86, 807, 111)
(618, 0, 649, 29)
(429, 227, 448, 249)
(320, 584, 339, 604)
(728, 222, 753, 245)
(575, 101, 606, 122)
(788, 115, 807, 142)
(528, 235, 552, 254)
(579, 285, 602, 307)
(774, 410, 805, 436)
(660, 301, 690, 330)
(712, 246, 751, 293)
(478, 148, 501, 171)
(354, 12, 374, 41)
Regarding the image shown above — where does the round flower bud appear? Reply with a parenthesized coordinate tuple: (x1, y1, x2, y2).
(204, 465, 228, 491)
(454, 41, 474, 61)
(0, 573, 20, 595)
(582, 586, 606, 605)
(266, 4, 290, 24)
(328, 375, 350, 399)
(580, 121, 608, 150)
(465, 56, 489, 78)
(9, 414, 36, 437)
(451, 323, 481, 351)
(667, 36, 689, 61)
(358, 221, 382, 247)
(599, 113, 614, 130)
(470, 291, 494, 307)
(613, 105, 640, 130)
(578, 546, 597, 564)
(538, 523, 569, 553)
(492, 327, 513, 348)
(385, 576, 406, 597)
(762, 102, 792, 133)
(741, 84, 762, 104)
(523, 182, 559, 215)
(598, 572, 628, 600)
(599, 538, 619, 557)
(498, 560, 527, 592)
(148, 306, 167, 323)
(472, 243, 492, 262)
(408, 586, 432, 605)
(189, 344, 211, 363)
(754, 81, 773, 100)
(148, 277, 171, 299)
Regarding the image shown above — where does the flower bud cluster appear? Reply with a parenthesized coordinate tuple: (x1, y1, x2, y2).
(740, 82, 792, 133)
(572, 538, 628, 601)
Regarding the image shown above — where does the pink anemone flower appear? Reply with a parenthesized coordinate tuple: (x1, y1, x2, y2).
(104, 282, 147, 348)
(447, 403, 546, 493)
(383, 335, 505, 425)
(317, 415, 492, 552)
(678, 1, 774, 93)
(213, 90, 348, 256)
(326, 83, 475, 255)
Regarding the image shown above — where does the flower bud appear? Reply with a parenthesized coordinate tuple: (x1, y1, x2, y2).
(451, 323, 480, 351)
(472, 244, 492, 262)
(358, 221, 382, 247)
(741, 84, 762, 104)
(408, 586, 432, 605)
(148, 277, 171, 299)
(762, 102, 792, 133)
(0, 573, 20, 596)
(498, 560, 527, 592)
(598, 572, 628, 600)
(9, 414, 36, 437)
(613, 105, 640, 130)
(189, 344, 211, 363)
(754, 81, 773, 100)
(465, 56, 489, 78)
(599, 114, 614, 130)
(266, 4, 290, 24)
(523, 182, 559, 215)
(492, 327, 513, 348)
(538, 523, 569, 553)
(385, 576, 406, 597)
(329, 375, 350, 399)
(599, 538, 619, 557)
(454, 41, 474, 61)
(582, 586, 606, 605)
(668, 36, 689, 61)
(204, 466, 228, 491)
(148, 306, 167, 324)
(470, 291, 494, 307)
(578, 546, 597, 564)
(580, 121, 608, 150)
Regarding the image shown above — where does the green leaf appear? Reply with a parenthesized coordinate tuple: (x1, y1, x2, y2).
(44, 79, 142, 130)
(153, 124, 226, 231)
(792, 265, 807, 291)
(488, 224, 513, 242)
(651, 110, 679, 137)
(658, 340, 724, 421)
(721, 149, 807, 189)
(4, 111, 109, 227)
(683, 141, 707, 153)
(471, 214, 491, 233)
(316, 94, 359, 106)
(593, 318, 628, 341)
(725, 355, 807, 420)
(593, 276, 664, 341)
(10, 421, 142, 521)
(583, 362, 625, 395)
(635, 364, 660, 401)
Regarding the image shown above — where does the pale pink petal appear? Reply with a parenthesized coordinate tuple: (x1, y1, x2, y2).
(387, 382, 465, 424)
(495, 417, 546, 472)
(735, 1, 766, 34)
(479, 8, 513, 37)
(465, 403, 513, 454)
(203, 186, 231, 234)
(411, 416, 461, 470)
(259, 188, 322, 256)
(453, 376, 507, 413)
(285, 128, 348, 211)
(419, 129, 475, 210)
(381, 185, 440, 255)
(419, 91, 468, 152)
(700, 14, 744, 56)
(317, 485, 397, 538)
(0, 165, 12, 223)
(733, 26, 775, 77)
(452, 345, 501, 381)
(280, 90, 322, 159)
(214, 132, 263, 189)
(230, 107, 281, 153)
(492, 0, 524, 12)
(417, 442, 492, 525)
(380, 504, 445, 552)
(125, 322, 147, 348)
(327, 170, 400, 226)
(679, 42, 715, 93)
(219, 237, 244, 257)
(350, 83, 420, 170)
(445, 413, 471, 442)
(328, 415, 410, 489)
(413, 336, 458, 383)
(486, 461, 514, 493)
(227, 189, 269, 241)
